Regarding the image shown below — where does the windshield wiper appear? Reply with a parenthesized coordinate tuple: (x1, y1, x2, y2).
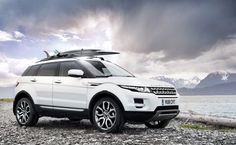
(122, 75, 134, 77)
(109, 75, 134, 77)
(95, 74, 112, 78)
(95, 75, 133, 78)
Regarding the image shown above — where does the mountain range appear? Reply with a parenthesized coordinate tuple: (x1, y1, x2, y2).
(196, 71, 236, 88)
(153, 76, 201, 88)
(154, 71, 236, 95)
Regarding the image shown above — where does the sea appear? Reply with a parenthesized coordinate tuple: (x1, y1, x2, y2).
(180, 95, 236, 119)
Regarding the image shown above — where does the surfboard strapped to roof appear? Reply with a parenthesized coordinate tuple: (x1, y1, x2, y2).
(40, 49, 119, 61)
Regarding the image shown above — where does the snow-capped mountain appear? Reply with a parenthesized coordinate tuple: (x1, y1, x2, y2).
(196, 71, 236, 88)
(152, 76, 201, 88)
(178, 71, 236, 95)
(178, 82, 236, 95)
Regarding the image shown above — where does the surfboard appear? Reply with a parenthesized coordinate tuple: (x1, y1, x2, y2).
(41, 49, 119, 61)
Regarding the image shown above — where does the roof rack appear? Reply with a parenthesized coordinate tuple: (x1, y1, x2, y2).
(40, 49, 119, 62)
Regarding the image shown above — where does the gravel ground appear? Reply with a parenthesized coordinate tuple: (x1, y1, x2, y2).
(0, 102, 236, 145)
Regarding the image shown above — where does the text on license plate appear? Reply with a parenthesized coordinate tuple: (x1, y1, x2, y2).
(162, 99, 176, 105)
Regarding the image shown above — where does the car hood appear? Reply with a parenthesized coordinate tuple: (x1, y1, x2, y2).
(88, 77, 175, 88)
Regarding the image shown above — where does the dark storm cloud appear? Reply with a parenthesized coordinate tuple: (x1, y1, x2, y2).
(1, 0, 236, 60)
(0, 0, 110, 32)
(112, 0, 236, 60)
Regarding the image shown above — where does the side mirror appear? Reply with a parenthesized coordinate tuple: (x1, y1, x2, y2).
(68, 69, 84, 77)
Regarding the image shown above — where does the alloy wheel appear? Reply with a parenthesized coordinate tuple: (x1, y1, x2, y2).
(16, 100, 31, 125)
(95, 101, 117, 130)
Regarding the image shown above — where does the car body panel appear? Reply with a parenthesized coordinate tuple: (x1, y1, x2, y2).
(52, 76, 87, 109)
(15, 76, 53, 106)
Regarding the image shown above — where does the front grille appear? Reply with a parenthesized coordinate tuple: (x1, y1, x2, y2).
(149, 87, 176, 95)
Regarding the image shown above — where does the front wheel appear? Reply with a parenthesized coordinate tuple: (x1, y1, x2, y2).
(92, 97, 124, 133)
(145, 120, 170, 128)
(15, 98, 39, 126)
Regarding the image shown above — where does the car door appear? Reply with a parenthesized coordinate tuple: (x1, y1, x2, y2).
(35, 62, 59, 107)
(52, 61, 88, 110)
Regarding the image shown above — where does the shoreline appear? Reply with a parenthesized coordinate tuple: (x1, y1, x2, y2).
(177, 113, 236, 128)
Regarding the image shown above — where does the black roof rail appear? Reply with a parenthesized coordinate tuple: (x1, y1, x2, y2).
(39, 49, 119, 62)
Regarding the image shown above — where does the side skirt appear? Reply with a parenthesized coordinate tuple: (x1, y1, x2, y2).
(34, 104, 89, 119)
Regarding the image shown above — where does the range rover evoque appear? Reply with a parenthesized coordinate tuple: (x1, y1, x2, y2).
(13, 49, 180, 133)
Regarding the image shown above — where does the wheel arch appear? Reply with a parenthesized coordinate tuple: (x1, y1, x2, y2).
(88, 91, 125, 122)
(13, 90, 34, 115)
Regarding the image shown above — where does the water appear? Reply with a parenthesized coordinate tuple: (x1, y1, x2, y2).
(180, 95, 236, 119)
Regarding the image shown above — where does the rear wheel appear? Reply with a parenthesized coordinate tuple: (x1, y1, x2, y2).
(15, 98, 39, 126)
(92, 97, 124, 133)
(145, 120, 170, 128)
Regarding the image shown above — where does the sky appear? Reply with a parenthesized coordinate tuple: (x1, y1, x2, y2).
(1, 0, 236, 87)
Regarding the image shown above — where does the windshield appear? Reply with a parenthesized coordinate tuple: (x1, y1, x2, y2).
(80, 60, 134, 77)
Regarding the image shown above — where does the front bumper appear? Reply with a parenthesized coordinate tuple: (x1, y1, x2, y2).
(124, 105, 179, 123)
(121, 89, 180, 112)
(148, 106, 180, 121)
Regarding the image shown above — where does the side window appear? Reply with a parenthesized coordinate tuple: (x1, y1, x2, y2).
(24, 65, 40, 76)
(59, 61, 80, 76)
(37, 63, 58, 76)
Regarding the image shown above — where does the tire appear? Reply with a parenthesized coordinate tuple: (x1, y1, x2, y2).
(68, 117, 82, 122)
(92, 97, 124, 133)
(145, 120, 170, 128)
(15, 98, 39, 126)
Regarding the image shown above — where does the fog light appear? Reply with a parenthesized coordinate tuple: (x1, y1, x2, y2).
(134, 98, 143, 104)
(134, 98, 144, 108)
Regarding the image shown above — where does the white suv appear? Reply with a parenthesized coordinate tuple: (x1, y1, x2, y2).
(13, 50, 179, 133)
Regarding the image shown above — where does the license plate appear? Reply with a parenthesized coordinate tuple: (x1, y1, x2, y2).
(162, 99, 176, 106)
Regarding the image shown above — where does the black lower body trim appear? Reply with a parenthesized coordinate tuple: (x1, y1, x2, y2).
(35, 105, 89, 119)
(124, 111, 155, 123)
(124, 105, 179, 123)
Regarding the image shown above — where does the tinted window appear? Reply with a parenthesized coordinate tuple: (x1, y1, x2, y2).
(24, 65, 40, 76)
(80, 60, 134, 77)
(37, 63, 58, 76)
(59, 61, 80, 76)
(22, 67, 30, 76)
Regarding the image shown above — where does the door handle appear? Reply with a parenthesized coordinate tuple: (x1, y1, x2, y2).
(30, 79, 36, 82)
(54, 80, 62, 84)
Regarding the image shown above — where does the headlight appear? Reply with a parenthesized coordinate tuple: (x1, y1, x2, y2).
(119, 85, 151, 93)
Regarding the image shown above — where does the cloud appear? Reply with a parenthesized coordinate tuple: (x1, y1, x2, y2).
(0, 0, 236, 82)
(13, 31, 25, 39)
(113, 40, 236, 79)
(1, 0, 236, 61)
(0, 0, 113, 35)
(0, 30, 24, 42)
(111, 1, 236, 61)
(0, 54, 38, 87)
(0, 30, 15, 41)
(49, 31, 83, 42)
